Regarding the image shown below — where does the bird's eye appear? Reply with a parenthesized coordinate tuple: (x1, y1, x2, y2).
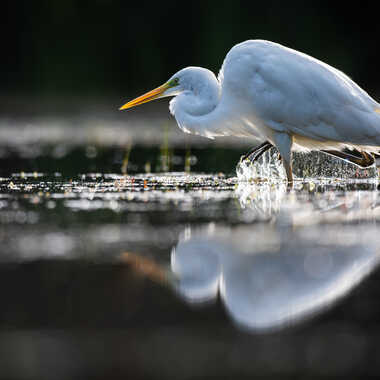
(171, 78, 179, 86)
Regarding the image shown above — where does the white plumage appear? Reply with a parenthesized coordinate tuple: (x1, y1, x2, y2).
(120, 40, 380, 182)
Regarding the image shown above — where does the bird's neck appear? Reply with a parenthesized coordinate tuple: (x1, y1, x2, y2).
(169, 76, 226, 138)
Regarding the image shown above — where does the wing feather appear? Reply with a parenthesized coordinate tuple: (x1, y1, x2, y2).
(223, 40, 380, 147)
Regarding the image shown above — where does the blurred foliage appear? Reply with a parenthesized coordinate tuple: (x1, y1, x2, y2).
(0, 145, 244, 178)
(2, 1, 380, 98)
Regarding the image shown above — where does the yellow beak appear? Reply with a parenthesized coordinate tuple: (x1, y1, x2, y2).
(119, 82, 170, 110)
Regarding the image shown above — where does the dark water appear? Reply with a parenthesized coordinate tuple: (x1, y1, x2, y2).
(0, 121, 380, 379)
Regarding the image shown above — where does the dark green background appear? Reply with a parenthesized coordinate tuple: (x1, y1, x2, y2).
(2, 1, 380, 99)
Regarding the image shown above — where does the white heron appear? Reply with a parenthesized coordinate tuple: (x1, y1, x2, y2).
(120, 40, 380, 183)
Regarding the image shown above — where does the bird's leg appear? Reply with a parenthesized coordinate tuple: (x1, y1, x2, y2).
(282, 159, 293, 186)
(322, 150, 364, 166)
(273, 133, 293, 186)
(241, 141, 273, 162)
(322, 150, 374, 168)
(360, 151, 375, 167)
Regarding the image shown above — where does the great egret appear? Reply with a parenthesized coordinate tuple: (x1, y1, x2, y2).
(120, 40, 380, 182)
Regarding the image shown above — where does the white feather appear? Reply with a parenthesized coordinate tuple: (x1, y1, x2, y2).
(168, 40, 380, 152)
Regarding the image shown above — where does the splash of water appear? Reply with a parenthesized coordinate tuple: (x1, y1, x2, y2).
(236, 147, 379, 182)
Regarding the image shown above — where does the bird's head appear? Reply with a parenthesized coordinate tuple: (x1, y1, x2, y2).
(119, 67, 216, 111)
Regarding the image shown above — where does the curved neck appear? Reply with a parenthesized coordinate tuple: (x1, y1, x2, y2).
(169, 74, 226, 138)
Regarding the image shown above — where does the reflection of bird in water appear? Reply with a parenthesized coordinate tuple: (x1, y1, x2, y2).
(120, 40, 380, 185)
(171, 228, 380, 331)
(120, 185, 379, 332)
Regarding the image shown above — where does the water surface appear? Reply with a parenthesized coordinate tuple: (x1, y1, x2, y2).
(0, 118, 380, 379)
